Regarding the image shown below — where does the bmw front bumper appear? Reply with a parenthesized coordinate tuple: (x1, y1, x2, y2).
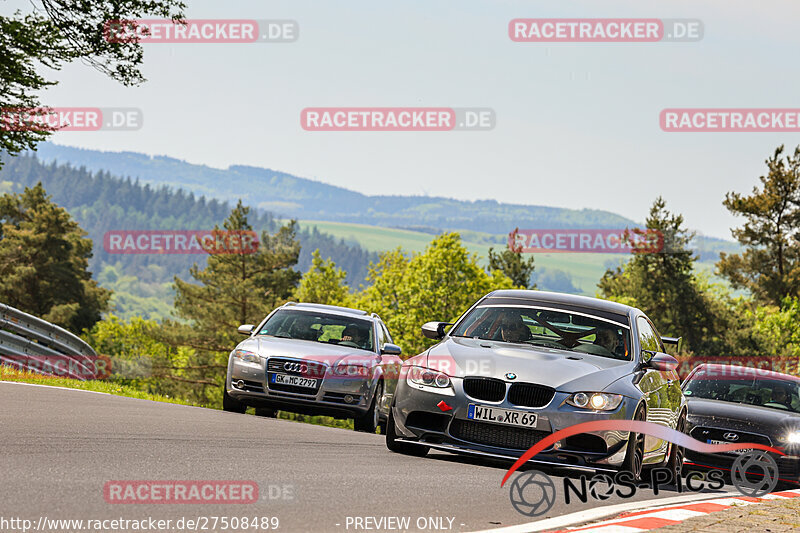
(392, 376, 640, 469)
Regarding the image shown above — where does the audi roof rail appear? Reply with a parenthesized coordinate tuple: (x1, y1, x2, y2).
(290, 302, 368, 316)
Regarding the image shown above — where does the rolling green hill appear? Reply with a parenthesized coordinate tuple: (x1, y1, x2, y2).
(296, 219, 736, 295)
(24, 143, 741, 298)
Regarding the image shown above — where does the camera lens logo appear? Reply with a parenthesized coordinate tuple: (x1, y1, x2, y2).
(508, 471, 556, 517)
(732, 451, 779, 497)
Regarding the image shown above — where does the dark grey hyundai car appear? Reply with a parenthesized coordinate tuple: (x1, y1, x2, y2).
(683, 363, 800, 483)
(386, 290, 686, 480)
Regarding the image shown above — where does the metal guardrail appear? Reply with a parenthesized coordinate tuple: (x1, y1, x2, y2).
(0, 302, 98, 380)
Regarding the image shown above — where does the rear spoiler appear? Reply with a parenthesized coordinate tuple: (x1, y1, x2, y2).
(661, 336, 683, 352)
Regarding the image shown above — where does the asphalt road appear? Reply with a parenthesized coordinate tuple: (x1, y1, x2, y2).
(0, 383, 737, 533)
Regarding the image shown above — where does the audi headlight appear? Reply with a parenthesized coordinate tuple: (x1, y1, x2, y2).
(407, 366, 451, 388)
(566, 392, 623, 411)
(786, 431, 800, 445)
(333, 364, 370, 378)
(233, 349, 261, 365)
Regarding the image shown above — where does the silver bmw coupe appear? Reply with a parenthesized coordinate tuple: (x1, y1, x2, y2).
(386, 290, 686, 480)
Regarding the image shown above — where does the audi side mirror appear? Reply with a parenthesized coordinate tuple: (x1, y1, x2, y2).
(237, 324, 254, 336)
(381, 343, 402, 355)
(421, 322, 452, 340)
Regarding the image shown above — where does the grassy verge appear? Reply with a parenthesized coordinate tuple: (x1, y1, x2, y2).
(0, 367, 203, 406)
(0, 367, 365, 431)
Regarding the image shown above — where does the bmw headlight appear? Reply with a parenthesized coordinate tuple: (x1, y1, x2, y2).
(566, 392, 623, 411)
(233, 349, 261, 365)
(407, 366, 451, 389)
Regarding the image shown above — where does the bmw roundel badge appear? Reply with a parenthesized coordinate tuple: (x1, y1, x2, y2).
(506, 372, 517, 380)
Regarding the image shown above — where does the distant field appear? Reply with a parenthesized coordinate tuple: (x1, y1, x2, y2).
(296, 220, 633, 295)
(296, 220, 728, 296)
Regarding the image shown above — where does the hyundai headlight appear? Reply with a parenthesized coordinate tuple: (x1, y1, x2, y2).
(786, 431, 800, 445)
(407, 366, 451, 389)
(233, 349, 261, 365)
(566, 392, 623, 411)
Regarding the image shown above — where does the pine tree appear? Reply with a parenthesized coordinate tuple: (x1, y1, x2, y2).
(718, 145, 800, 306)
(0, 182, 110, 332)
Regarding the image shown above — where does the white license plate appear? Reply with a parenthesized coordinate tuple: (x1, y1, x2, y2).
(707, 439, 752, 454)
(270, 373, 318, 388)
(467, 404, 537, 427)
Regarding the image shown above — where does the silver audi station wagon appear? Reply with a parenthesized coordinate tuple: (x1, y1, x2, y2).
(225, 302, 402, 432)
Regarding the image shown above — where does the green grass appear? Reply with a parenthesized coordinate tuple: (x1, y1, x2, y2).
(297, 220, 626, 294)
(296, 219, 726, 296)
(0, 368, 202, 406)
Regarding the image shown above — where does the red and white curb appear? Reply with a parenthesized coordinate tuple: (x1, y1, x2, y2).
(552, 489, 800, 532)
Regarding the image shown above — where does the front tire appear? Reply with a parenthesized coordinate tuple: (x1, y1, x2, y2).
(354, 381, 383, 433)
(223, 387, 247, 414)
(622, 404, 646, 481)
(385, 402, 429, 457)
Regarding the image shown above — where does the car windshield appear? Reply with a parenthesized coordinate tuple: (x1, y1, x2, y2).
(257, 309, 374, 352)
(684, 373, 800, 413)
(450, 305, 631, 360)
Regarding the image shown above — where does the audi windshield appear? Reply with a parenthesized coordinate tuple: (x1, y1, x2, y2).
(257, 309, 375, 352)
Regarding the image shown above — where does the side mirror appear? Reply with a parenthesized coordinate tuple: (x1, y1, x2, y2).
(645, 351, 678, 371)
(237, 324, 254, 336)
(421, 322, 452, 340)
(381, 343, 402, 356)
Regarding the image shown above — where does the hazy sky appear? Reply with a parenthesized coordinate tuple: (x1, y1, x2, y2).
(6, 0, 800, 239)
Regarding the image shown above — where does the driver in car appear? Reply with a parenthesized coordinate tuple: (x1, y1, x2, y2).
(771, 385, 793, 408)
(341, 324, 366, 348)
(499, 315, 531, 343)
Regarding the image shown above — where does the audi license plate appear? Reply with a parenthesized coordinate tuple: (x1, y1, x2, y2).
(270, 373, 318, 388)
(467, 404, 537, 427)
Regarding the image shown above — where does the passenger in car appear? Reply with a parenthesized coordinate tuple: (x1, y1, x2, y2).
(595, 328, 620, 354)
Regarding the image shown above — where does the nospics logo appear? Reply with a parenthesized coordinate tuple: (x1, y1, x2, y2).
(502, 420, 783, 515)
